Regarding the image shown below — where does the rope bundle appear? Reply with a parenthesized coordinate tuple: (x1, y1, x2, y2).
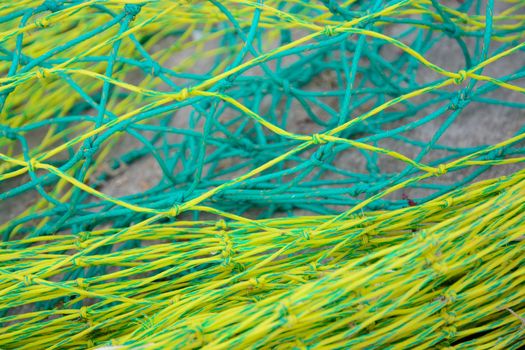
(2, 169, 525, 349)
(1, 0, 524, 348)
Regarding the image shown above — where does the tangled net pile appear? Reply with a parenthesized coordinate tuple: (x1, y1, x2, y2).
(1, 0, 525, 348)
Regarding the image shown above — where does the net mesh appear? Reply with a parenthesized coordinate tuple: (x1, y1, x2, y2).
(0, 0, 524, 348)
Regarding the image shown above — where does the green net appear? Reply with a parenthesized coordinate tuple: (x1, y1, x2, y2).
(0, 0, 525, 348)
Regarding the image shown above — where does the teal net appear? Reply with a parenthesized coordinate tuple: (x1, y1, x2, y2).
(1, 0, 524, 232)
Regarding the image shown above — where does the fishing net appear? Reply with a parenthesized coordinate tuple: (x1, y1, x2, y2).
(0, 0, 524, 348)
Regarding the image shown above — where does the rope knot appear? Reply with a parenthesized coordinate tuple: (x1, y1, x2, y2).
(220, 76, 235, 90)
(215, 219, 228, 230)
(294, 339, 307, 349)
(416, 229, 428, 242)
(76, 240, 89, 249)
(188, 324, 204, 346)
(301, 230, 311, 241)
(81, 147, 98, 159)
(80, 306, 89, 319)
(221, 247, 232, 258)
(442, 325, 457, 339)
(23, 274, 33, 287)
(1, 127, 18, 140)
(433, 164, 447, 176)
(77, 232, 90, 249)
(35, 17, 50, 28)
(115, 123, 128, 133)
(310, 151, 325, 167)
(73, 257, 88, 267)
(42, 0, 62, 12)
(36, 68, 50, 80)
(444, 290, 457, 304)
(441, 308, 457, 324)
(168, 204, 181, 217)
(310, 157, 323, 168)
(445, 23, 461, 37)
(278, 300, 297, 327)
(358, 18, 375, 29)
(323, 25, 337, 36)
(80, 140, 99, 159)
(124, 4, 142, 18)
(220, 232, 233, 257)
(311, 134, 327, 145)
(441, 197, 454, 209)
(281, 79, 291, 94)
(310, 145, 334, 167)
(449, 92, 469, 111)
(76, 278, 89, 289)
(78, 231, 90, 242)
(286, 313, 298, 328)
(361, 233, 369, 246)
(27, 158, 38, 172)
(171, 294, 181, 304)
(175, 88, 190, 101)
(349, 183, 369, 196)
(423, 249, 436, 265)
(233, 261, 245, 272)
(249, 276, 267, 289)
(221, 256, 232, 270)
(326, 0, 338, 11)
(453, 70, 468, 85)
(221, 242, 235, 267)
(148, 61, 162, 76)
(432, 261, 449, 275)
